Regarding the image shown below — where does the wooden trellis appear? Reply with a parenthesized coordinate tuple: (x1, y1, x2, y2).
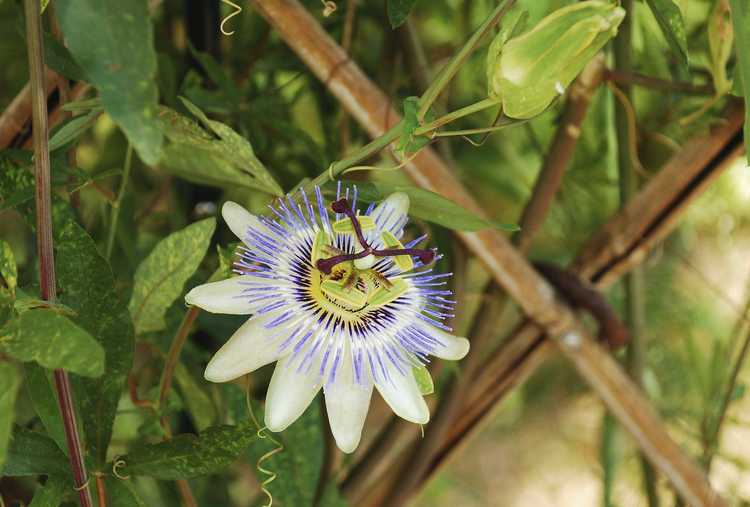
(251, 1, 743, 506)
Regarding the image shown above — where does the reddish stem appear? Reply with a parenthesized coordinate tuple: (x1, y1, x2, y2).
(24, 0, 93, 504)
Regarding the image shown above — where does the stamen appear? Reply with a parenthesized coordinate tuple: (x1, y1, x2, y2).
(316, 198, 435, 273)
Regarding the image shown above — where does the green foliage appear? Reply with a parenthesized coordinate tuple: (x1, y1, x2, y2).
(645, 0, 689, 76)
(0, 239, 17, 294)
(342, 180, 518, 231)
(246, 400, 326, 507)
(56, 0, 163, 164)
(157, 99, 283, 195)
(413, 365, 435, 395)
(398, 96, 432, 155)
(129, 217, 215, 334)
(0, 362, 21, 470)
(729, 0, 750, 163)
(48, 111, 99, 153)
(28, 475, 69, 507)
(2, 427, 70, 477)
(388, 0, 418, 28)
(53, 211, 135, 467)
(119, 423, 258, 479)
(1, 308, 105, 377)
(25, 364, 67, 453)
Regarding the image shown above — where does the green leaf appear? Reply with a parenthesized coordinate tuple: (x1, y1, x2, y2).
(56, 0, 163, 164)
(319, 482, 349, 507)
(119, 423, 258, 479)
(729, 0, 750, 164)
(175, 363, 216, 431)
(0, 240, 17, 295)
(645, 0, 689, 76)
(48, 111, 100, 152)
(157, 106, 282, 195)
(2, 427, 70, 477)
(25, 364, 68, 453)
(104, 475, 146, 507)
(129, 217, 216, 334)
(0, 362, 21, 470)
(43, 30, 87, 82)
(412, 365, 434, 395)
(387, 0, 418, 28)
(1, 309, 105, 377)
(53, 212, 135, 467)
(29, 475, 69, 507)
(334, 181, 518, 232)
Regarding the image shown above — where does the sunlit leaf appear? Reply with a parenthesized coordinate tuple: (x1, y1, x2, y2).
(1, 309, 104, 377)
(56, 0, 163, 163)
(0, 240, 17, 295)
(645, 0, 689, 76)
(129, 217, 216, 334)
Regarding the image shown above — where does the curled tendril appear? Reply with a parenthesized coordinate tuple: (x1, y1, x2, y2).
(321, 1, 337, 16)
(246, 382, 284, 507)
(112, 457, 131, 480)
(220, 0, 242, 36)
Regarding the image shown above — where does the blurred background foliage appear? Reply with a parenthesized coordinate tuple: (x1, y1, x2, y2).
(1, 0, 750, 505)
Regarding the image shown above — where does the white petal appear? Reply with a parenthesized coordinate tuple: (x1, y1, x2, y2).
(265, 355, 322, 432)
(185, 276, 255, 315)
(222, 201, 266, 243)
(429, 327, 470, 360)
(375, 363, 429, 424)
(324, 358, 372, 453)
(370, 192, 410, 236)
(204, 312, 287, 382)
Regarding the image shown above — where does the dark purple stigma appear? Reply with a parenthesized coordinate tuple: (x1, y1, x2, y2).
(315, 198, 435, 274)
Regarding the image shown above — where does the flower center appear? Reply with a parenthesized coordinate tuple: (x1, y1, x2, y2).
(315, 198, 435, 275)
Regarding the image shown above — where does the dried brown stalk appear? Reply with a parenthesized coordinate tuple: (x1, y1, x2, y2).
(0, 71, 59, 149)
(250, 1, 729, 505)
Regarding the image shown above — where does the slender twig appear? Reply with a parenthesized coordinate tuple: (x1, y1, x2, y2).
(383, 289, 504, 507)
(613, 3, 659, 505)
(514, 56, 604, 253)
(158, 306, 201, 408)
(95, 475, 107, 507)
(416, 0, 514, 121)
(604, 69, 714, 95)
(24, 1, 93, 506)
(703, 276, 750, 470)
(105, 143, 133, 260)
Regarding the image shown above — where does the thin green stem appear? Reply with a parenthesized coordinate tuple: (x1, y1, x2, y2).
(25, 1, 94, 505)
(105, 143, 133, 260)
(412, 97, 501, 136)
(613, 2, 658, 506)
(417, 0, 515, 121)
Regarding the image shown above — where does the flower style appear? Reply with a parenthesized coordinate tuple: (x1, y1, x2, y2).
(185, 185, 469, 453)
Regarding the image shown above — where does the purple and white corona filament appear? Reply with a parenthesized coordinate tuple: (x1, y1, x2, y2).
(185, 185, 469, 453)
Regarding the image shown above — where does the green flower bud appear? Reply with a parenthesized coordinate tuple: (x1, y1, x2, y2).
(488, 1, 625, 119)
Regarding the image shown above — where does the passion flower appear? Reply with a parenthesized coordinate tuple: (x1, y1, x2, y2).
(185, 185, 469, 453)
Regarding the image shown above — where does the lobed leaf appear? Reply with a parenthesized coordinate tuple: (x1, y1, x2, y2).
(56, 0, 163, 163)
(128, 217, 216, 334)
(1, 309, 105, 377)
